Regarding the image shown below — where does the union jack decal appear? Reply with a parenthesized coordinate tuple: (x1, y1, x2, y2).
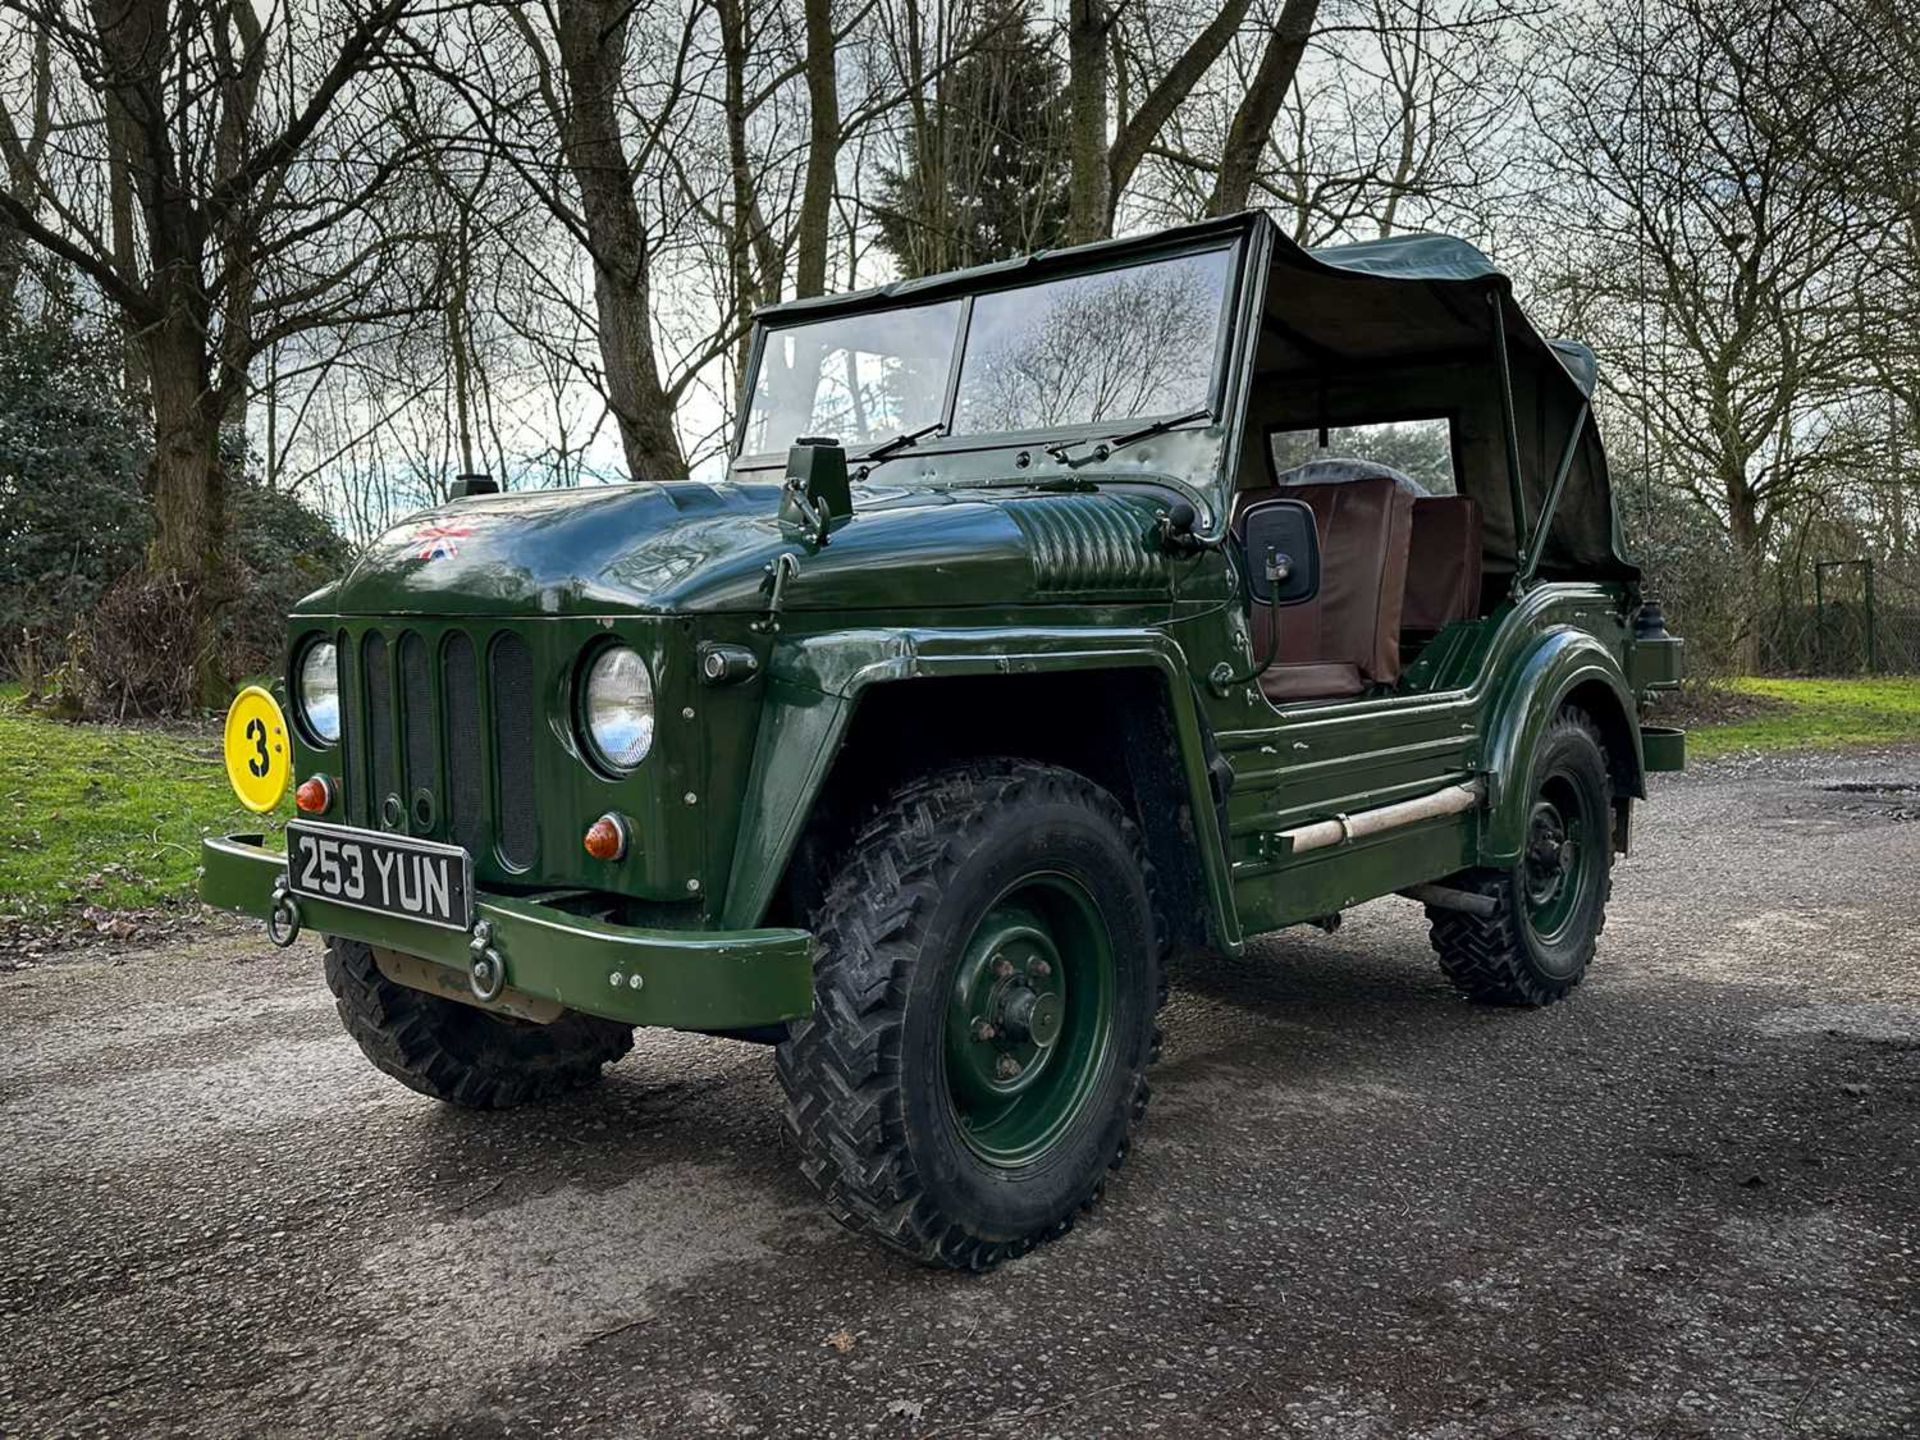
(414, 524, 473, 561)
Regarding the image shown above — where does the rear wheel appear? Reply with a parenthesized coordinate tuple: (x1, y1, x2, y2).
(324, 937, 633, 1107)
(776, 760, 1161, 1269)
(1427, 708, 1614, 1006)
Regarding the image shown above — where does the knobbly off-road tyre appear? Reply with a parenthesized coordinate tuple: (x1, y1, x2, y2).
(776, 760, 1163, 1269)
(1427, 707, 1614, 1007)
(323, 937, 633, 1108)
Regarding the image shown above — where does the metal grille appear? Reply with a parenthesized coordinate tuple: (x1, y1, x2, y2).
(489, 633, 537, 868)
(442, 632, 487, 856)
(362, 631, 395, 825)
(335, 624, 542, 865)
(400, 632, 435, 812)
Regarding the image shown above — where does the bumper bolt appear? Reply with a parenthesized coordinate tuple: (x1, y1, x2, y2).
(609, 971, 625, 988)
(628, 973, 645, 990)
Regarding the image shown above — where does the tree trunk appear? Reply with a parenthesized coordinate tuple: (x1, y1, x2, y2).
(553, 0, 687, 479)
(1209, 0, 1319, 215)
(1727, 480, 1765, 674)
(716, 0, 784, 397)
(1105, 0, 1251, 226)
(1065, 0, 1110, 243)
(144, 312, 229, 701)
(792, 0, 840, 298)
(0, 26, 52, 317)
(103, 99, 149, 404)
(213, 0, 264, 455)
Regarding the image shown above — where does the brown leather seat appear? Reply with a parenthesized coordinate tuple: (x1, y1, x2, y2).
(1233, 475, 1413, 704)
(1402, 495, 1483, 634)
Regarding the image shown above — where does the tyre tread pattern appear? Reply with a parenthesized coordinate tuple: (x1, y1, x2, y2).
(775, 759, 1164, 1270)
(324, 937, 633, 1108)
(1427, 708, 1613, 1007)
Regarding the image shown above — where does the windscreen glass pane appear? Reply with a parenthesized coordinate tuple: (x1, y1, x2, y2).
(952, 249, 1231, 435)
(743, 300, 962, 454)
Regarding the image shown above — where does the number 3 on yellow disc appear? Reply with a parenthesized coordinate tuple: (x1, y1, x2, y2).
(223, 685, 292, 813)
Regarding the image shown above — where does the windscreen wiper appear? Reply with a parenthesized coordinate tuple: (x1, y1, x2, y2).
(1046, 407, 1213, 467)
(863, 421, 945, 465)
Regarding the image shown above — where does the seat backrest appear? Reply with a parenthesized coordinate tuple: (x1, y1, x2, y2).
(1233, 475, 1413, 685)
(1403, 495, 1483, 634)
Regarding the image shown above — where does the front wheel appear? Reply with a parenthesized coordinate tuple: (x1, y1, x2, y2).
(776, 760, 1162, 1269)
(324, 938, 634, 1107)
(1427, 708, 1614, 1006)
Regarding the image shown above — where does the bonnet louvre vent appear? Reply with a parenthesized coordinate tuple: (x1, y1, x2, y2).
(1006, 495, 1170, 593)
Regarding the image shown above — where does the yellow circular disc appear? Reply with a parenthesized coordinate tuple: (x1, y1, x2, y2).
(223, 685, 293, 814)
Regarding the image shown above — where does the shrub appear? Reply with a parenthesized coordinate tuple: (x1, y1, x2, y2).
(0, 317, 149, 686)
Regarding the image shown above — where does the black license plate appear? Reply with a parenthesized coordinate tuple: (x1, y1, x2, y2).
(287, 822, 473, 930)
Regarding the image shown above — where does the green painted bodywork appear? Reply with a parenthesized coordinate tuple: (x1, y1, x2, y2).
(200, 210, 1684, 1030)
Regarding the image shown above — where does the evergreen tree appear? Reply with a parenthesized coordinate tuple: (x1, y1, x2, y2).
(875, 0, 1072, 278)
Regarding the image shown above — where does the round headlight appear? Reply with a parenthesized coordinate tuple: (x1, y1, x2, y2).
(582, 646, 654, 769)
(297, 640, 341, 745)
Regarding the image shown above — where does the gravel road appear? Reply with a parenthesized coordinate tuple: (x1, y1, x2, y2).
(2, 749, 1916, 1439)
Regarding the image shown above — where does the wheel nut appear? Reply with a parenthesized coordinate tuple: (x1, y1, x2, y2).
(973, 1021, 997, 1042)
(992, 956, 1014, 979)
(1028, 958, 1051, 979)
(996, 1054, 1021, 1080)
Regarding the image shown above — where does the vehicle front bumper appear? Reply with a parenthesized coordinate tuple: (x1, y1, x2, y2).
(200, 834, 815, 1030)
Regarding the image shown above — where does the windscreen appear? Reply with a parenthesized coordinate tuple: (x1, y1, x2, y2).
(742, 246, 1234, 459)
(953, 249, 1231, 434)
(742, 300, 962, 455)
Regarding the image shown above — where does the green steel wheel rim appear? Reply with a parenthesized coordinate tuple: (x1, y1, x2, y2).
(1521, 773, 1596, 946)
(942, 875, 1117, 1168)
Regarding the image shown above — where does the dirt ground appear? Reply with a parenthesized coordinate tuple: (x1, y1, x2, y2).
(2, 748, 1916, 1440)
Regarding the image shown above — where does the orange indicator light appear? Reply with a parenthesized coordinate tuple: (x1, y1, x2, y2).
(584, 814, 627, 861)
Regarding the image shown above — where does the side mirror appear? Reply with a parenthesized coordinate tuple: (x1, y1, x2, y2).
(1239, 497, 1320, 607)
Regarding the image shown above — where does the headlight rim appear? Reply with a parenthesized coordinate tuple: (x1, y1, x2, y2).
(577, 642, 656, 776)
(293, 635, 342, 748)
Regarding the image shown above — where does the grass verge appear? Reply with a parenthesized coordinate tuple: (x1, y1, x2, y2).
(1686, 677, 1920, 759)
(0, 687, 277, 924)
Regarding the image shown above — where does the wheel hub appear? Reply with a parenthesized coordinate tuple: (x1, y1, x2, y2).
(998, 985, 1064, 1047)
(1525, 801, 1572, 904)
(942, 881, 1117, 1168)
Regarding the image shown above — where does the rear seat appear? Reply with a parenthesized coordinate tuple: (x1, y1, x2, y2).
(1232, 475, 1413, 704)
(1402, 495, 1483, 634)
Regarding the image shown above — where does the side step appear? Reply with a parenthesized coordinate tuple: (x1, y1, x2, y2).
(1273, 779, 1485, 857)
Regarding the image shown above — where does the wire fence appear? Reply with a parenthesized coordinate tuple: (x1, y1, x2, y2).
(1753, 557, 1920, 676)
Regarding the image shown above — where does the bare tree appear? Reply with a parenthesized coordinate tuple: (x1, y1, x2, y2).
(1530, 0, 1877, 666)
(541, 0, 694, 477)
(1063, 0, 1316, 240)
(0, 0, 433, 700)
(1207, 0, 1319, 214)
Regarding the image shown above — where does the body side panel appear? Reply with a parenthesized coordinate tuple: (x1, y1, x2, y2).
(1191, 582, 1636, 934)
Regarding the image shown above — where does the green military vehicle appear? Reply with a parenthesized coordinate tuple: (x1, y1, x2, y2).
(204, 211, 1685, 1268)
